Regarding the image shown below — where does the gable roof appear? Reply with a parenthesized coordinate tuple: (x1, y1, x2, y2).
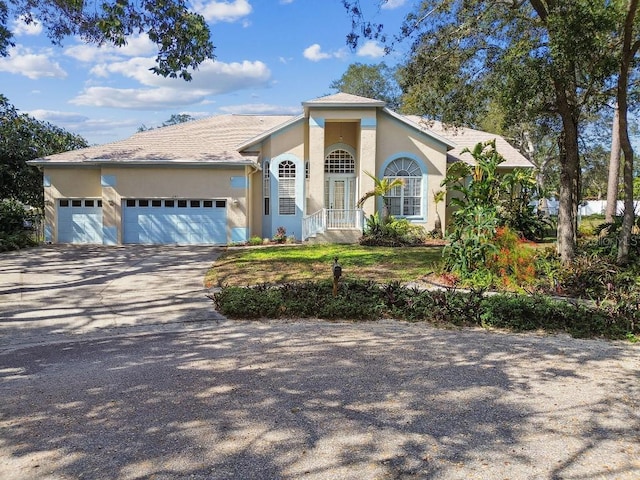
(29, 94, 532, 170)
(30, 114, 293, 166)
(302, 92, 386, 108)
(405, 117, 533, 168)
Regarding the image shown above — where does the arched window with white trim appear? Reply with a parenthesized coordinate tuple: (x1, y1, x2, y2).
(278, 160, 296, 215)
(383, 157, 423, 217)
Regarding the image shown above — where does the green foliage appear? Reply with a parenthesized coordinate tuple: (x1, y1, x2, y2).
(330, 62, 401, 109)
(442, 141, 550, 282)
(248, 236, 263, 246)
(360, 215, 426, 247)
(212, 280, 385, 320)
(212, 280, 639, 340)
(0, 199, 38, 252)
(2, 0, 214, 80)
(442, 140, 502, 275)
(480, 295, 617, 339)
(498, 168, 550, 241)
(0, 96, 88, 207)
(357, 170, 404, 214)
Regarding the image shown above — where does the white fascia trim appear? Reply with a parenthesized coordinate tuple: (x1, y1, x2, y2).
(236, 114, 304, 152)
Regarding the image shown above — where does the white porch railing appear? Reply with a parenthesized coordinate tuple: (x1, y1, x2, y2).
(302, 209, 364, 240)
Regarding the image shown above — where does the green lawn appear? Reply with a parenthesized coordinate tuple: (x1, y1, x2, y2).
(205, 244, 444, 287)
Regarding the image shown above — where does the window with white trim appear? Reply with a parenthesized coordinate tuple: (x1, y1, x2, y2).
(384, 157, 423, 217)
(278, 160, 296, 215)
(263, 161, 270, 215)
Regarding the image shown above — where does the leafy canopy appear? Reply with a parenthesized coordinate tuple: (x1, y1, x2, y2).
(331, 62, 401, 109)
(0, 95, 88, 206)
(0, 0, 215, 80)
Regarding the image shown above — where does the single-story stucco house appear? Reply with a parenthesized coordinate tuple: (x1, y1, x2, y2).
(29, 92, 533, 245)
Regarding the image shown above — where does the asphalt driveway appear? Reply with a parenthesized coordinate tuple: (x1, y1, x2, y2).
(0, 245, 222, 349)
(1, 245, 639, 479)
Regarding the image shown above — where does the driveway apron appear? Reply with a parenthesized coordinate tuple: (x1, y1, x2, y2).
(0, 245, 222, 348)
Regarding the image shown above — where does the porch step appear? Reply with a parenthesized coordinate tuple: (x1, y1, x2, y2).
(305, 229, 362, 244)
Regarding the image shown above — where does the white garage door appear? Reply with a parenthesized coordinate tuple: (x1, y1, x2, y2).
(123, 199, 227, 245)
(57, 199, 103, 244)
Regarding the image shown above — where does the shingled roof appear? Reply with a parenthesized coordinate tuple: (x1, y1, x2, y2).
(406, 117, 532, 168)
(30, 114, 293, 166)
(31, 94, 532, 169)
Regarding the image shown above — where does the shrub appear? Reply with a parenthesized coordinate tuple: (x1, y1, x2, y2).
(0, 199, 38, 252)
(360, 215, 426, 246)
(272, 226, 287, 243)
(486, 226, 538, 290)
(211, 280, 638, 340)
(248, 236, 263, 246)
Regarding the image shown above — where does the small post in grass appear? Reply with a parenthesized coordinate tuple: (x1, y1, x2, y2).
(332, 257, 342, 297)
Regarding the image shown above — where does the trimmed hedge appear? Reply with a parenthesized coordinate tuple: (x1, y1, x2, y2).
(210, 280, 639, 340)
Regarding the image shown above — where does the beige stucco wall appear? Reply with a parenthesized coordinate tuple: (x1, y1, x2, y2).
(375, 112, 449, 232)
(45, 165, 249, 244)
(43, 167, 102, 243)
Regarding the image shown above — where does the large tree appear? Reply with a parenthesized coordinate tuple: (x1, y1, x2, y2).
(614, 0, 640, 265)
(1, 0, 214, 80)
(0, 95, 88, 206)
(346, 0, 619, 263)
(330, 62, 401, 109)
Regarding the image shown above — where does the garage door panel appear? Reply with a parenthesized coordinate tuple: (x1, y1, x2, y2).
(123, 200, 227, 245)
(57, 200, 103, 244)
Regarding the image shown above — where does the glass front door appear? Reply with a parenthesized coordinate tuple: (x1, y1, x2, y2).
(325, 176, 356, 227)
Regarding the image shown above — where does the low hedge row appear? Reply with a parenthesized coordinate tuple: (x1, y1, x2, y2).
(211, 280, 639, 340)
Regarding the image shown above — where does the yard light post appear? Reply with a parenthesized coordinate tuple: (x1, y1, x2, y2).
(332, 257, 342, 297)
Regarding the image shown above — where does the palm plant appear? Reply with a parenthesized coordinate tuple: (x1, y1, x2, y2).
(356, 171, 404, 223)
(432, 189, 446, 237)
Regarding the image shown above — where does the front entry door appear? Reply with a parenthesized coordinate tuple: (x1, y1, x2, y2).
(326, 176, 356, 227)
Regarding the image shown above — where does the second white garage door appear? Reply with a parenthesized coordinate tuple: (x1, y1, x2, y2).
(123, 199, 227, 245)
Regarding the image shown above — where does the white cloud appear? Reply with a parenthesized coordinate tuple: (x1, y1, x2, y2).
(28, 110, 89, 124)
(382, 0, 406, 9)
(12, 16, 43, 36)
(279, 0, 295, 4)
(193, 0, 252, 23)
(72, 58, 271, 109)
(25, 109, 140, 143)
(0, 45, 67, 79)
(71, 86, 211, 109)
(65, 35, 157, 63)
(303, 44, 346, 62)
(218, 103, 302, 115)
(356, 40, 385, 58)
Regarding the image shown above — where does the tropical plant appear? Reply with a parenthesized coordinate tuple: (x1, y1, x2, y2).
(432, 189, 446, 238)
(356, 170, 404, 223)
(441, 141, 503, 276)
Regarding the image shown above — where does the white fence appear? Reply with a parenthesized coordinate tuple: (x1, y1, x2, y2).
(541, 199, 640, 217)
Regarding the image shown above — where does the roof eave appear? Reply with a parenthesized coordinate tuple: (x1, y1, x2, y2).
(28, 158, 257, 167)
(383, 108, 457, 150)
(236, 114, 304, 152)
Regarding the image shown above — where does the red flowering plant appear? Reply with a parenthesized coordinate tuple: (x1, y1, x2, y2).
(486, 226, 538, 291)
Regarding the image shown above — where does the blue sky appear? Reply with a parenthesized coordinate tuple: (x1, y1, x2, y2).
(0, 0, 412, 145)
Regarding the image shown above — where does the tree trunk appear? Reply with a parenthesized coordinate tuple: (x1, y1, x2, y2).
(615, 0, 639, 266)
(605, 103, 621, 223)
(555, 90, 580, 264)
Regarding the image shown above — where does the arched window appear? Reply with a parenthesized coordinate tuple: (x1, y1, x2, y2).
(325, 149, 355, 174)
(278, 160, 296, 215)
(383, 157, 423, 217)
